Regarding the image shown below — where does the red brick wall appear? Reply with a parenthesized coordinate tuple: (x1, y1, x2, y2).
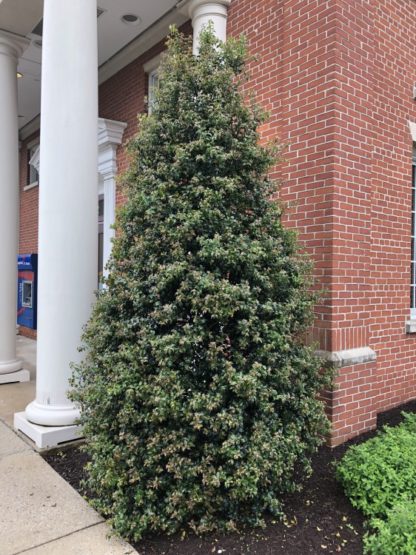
(229, 0, 416, 444)
(324, 0, 416, 444)
(18, 3, 416, 444)
(19, 133, 39, 254)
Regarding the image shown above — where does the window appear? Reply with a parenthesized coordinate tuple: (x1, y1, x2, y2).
(148, 68, 159, 114)
(143, 53, 162, 115)
(27, 143, 40, 186)
(411, 147, 416, 317)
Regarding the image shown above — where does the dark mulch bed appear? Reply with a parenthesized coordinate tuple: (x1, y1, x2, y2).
(44, 399, 416, 555)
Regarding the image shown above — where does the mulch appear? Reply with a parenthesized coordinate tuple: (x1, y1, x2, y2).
(44, 399, 416, 555)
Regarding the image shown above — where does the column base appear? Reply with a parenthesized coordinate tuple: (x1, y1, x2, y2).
(25, 400, 80, 426)
(0, 369, 30, 384)
(14, 411, 83, 449)
(0, 358, 23, 374)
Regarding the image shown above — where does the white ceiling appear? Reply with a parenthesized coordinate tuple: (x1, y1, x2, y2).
(0, 0, 181, 131)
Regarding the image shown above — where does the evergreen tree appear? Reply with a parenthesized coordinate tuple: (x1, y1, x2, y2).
(71, 27, 330, 540)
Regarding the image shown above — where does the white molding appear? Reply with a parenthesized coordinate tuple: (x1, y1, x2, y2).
(97, 118, 127, 179)
(178, 0, 232, 16)
(0, 30, 30, 60)
(316, 347, 376, 368)
(97, 118, 127, 275)
(23, 181, 39, 192)
(98, 117, 127, 148)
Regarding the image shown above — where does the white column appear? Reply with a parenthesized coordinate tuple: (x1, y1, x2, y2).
(18, 0, 98, 434)
(180, 0, 231, 54)
(0, 31, 29, 384)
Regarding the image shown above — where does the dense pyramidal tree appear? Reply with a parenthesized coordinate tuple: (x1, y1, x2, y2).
(71, 28, 330, 540)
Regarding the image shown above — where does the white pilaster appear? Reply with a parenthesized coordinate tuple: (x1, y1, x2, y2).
(0, 31, 30, 384)
(15, 0, 99, 446)
(179, 0, 231, 54)
(98, 118, 127, 276)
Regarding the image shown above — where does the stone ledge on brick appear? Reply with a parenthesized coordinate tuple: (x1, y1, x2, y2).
(405, 320, 416, 334)
(316, 346, 376, 368)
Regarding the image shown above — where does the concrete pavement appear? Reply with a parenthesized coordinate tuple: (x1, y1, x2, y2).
(0, 337, 138, 554)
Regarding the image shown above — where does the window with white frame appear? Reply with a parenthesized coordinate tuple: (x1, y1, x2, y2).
(411, 146, 416, 317)
(144, 53, 162, 115)
(148, 68, 159, 114)
(27, 142, 40, 186)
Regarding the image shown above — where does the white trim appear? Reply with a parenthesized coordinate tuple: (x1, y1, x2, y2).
(23, 181, 39, 192)
(97, 118, 127, 275)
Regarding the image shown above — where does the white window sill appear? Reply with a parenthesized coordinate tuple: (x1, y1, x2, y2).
(406, 320, 416, 334)
(23, 181, 39, 191)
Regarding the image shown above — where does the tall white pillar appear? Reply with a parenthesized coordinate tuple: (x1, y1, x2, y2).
(15, 0, 98, 446)
(0, 31, 30, 384)
(180, 0, 231, 54)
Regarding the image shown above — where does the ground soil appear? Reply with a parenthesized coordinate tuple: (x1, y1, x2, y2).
(44, 399, 416, 555)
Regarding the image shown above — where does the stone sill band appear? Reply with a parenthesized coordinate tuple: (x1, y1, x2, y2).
(316, 347, 376, 368)
(405, 320, 416, 334)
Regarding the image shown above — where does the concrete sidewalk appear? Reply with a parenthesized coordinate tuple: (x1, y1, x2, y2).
(0, 424, 137, 555)
(0, 420, 138, 555)
(0, 337, 138, 554)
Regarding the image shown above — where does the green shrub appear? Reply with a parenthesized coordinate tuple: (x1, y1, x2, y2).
(336, 413, 416, 521)
(364, 501, 416, 555)
(70, 27, 329, 540)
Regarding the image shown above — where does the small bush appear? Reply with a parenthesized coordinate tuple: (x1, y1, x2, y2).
(336, 413, 416, 521)
(71, 28, 330, 540)
(364, 501, 416, 555)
